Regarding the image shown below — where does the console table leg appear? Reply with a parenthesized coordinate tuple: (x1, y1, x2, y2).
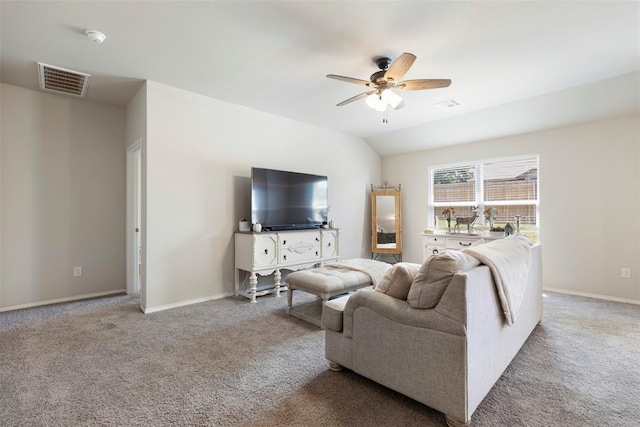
(249, 272, 258, 304)
(274, 269, 282, 297)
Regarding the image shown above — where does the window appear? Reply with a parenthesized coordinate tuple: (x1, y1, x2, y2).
(429, 157, 539, 240)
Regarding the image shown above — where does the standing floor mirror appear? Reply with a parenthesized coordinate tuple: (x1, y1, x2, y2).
(371, 182, 402, 262)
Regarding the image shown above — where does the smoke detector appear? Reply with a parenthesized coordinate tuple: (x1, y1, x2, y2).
(85, 29, 106, 43)
(37, 62, 91, 97)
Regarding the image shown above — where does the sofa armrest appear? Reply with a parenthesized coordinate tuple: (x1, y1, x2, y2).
(323, 294, 351, 332)
(435, 243, 542, 326)
(433, 269, 479, 325)
(342, 290, 465, 338)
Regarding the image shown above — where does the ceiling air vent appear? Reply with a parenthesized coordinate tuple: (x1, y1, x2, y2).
(37, 62, 90, 97)
(435, 98, 462, 110)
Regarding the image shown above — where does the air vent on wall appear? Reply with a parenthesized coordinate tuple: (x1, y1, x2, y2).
(37, 62, 90, 97)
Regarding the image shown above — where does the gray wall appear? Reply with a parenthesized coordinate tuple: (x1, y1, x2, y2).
(6, 78, 635, 310)
(1, 84, 126, 309)
(0, 80, 380, 312)
(382, 115, 640, 302)
(142, 81, 381, 311)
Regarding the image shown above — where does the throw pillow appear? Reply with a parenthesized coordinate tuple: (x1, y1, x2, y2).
(375, 262, 421, 300)
(407, 251, 480, 309)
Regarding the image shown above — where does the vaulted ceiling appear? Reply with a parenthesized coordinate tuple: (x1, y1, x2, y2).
(2, 1, 638, 156)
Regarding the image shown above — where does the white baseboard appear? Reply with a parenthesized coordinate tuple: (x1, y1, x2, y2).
(142, 292, 235, 314)
(543, 287, 640, 305)
(0, 289, 127, 312)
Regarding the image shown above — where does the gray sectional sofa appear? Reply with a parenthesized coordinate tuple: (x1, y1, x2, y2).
(324, 240, 542, 427)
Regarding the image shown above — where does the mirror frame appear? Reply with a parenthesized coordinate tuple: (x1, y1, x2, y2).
(371, 182, 402, 257)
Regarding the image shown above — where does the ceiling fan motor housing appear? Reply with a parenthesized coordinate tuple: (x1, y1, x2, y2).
(370, 70, 386, 84)
(374, 57, 392, 70)
(370, 57, 392, 83)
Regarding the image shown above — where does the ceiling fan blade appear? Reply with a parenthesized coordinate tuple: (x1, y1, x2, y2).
(336, 91, 375, 106)
(397, 79, 452, 91)
(384, 53, 416, 82)
(326, 74, 374, 87)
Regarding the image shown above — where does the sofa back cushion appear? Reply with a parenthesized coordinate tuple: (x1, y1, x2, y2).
(407, 251, 480, 309)
(375, 262, 421, 300)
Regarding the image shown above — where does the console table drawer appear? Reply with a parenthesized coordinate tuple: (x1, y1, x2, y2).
(280, 231, 321, 249)
(425, 235, 445, 245)
(423, 232, 502, 261)
(446, 237, 477, 249)
(279, 231, 321, 263)
(280, 244, 321, 263)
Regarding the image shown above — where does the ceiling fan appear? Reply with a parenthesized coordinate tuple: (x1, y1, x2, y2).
(326, 52, 451, 121)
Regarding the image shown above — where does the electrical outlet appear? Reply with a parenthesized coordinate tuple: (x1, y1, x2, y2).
(73, 266, 82, 277)
(621, 268, 631, 279)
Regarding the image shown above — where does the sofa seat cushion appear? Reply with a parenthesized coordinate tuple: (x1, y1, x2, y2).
(375, 262, 422, 300)
(322, 294, 352, 332)
(408, 251, 480, 309)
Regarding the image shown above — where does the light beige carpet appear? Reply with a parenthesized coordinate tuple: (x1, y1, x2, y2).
(1, 291, 638, 426)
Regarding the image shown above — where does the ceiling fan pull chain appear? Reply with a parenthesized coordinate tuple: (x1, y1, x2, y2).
(382, 110, 388, 124)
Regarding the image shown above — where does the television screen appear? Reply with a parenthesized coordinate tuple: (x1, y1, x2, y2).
(251, 168, 328, 230)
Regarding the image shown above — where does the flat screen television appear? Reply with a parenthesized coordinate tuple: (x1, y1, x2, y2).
(251, 167, 328, 231)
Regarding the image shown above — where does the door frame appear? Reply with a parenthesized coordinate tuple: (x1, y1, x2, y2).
(126, 139, 142, 296)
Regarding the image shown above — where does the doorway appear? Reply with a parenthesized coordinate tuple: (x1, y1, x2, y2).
(126, 140, 142, 299)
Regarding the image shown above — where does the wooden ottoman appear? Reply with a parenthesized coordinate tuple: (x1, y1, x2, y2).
(285, 261, 389, 328)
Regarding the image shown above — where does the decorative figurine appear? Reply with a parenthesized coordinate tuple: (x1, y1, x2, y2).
(504, 222, 515, 236)
(454, 206, 479, 234)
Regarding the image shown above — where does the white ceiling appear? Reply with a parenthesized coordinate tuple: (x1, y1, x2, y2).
(2, 1, 639, 157)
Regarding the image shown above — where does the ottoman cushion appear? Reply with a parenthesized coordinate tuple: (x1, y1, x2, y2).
(285, 259, 391, 328)
(286, 267, 371, 296)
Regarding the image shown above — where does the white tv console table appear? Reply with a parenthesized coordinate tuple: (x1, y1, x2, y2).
(422, 232, 503, 260)
(234, 228, 340, 303)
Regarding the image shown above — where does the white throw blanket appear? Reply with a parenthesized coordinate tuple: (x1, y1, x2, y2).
(326, 258, 391, 288)
(462, 238, 531, 326)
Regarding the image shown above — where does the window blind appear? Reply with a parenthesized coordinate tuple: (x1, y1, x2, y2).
(432, 165, 475, 203)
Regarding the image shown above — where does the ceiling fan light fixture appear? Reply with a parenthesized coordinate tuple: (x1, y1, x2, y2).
(366, 93, 387, 111)
(366, 90, 403, 111)
(381, 89, 403, 109)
